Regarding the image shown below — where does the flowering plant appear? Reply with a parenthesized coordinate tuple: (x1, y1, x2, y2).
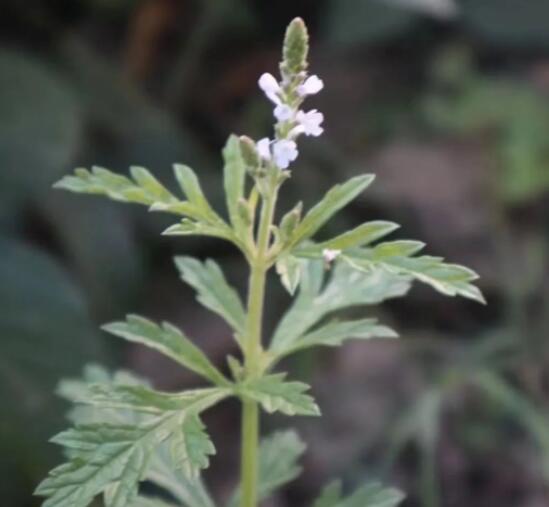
(35, 18, 483, 507)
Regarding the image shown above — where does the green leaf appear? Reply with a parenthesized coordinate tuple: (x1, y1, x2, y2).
(228, 430, 306, 507)
(295, 221, 399, 256)
(36, 421, 159, 507)
(162, 219, 234, 241)
(102, 315, 229, 386)
(170, 415, 216, 478)
(275, 255, 302, 295)
(59, 366, 216, 507)
(271, 318, 398, 360)
(270, 260, 411, 353)
(313, 481, 342, 507)
(174, 257, 246, 336)
(132, 496, 180, 507)
(290, 175, 375, 247)
(147, 446, 215, 507)
(86, 384, 229, 415)
(222, 135, 246, 228)
(36, 409, 212, 507)
(240, 373, 320, 416)
(173, 164, 223, 224)
(54, 166, 177, 207)
(342, 242, 486, 303)
(312, 481, 404, 507)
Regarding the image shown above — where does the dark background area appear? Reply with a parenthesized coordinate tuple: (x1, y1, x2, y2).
(2, 1, 549, 506)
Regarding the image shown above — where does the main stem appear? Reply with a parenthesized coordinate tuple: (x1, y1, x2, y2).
(240, 183, 278, 507)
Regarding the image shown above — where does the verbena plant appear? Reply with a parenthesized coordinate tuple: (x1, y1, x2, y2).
(36, 18, 484, 507)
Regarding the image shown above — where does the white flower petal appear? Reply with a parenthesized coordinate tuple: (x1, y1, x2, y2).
(298, 75, 324, 96)
(272, 140, 298, 169)
(296, 109, 324, 137)
(256, 138, 272, 160)
(323, 248, 341, 262)
(258, 72, 281, 104)
(274, 104, 294, 122)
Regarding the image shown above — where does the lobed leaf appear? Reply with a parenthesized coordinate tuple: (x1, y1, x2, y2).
(36, 420, 161, 507)
(270, 260, 410, 353)
(36, 408, 216, 507)
(174, 257, 246, 336)
(228, 430, 306, 507)
(170, 415, 216, 478)
(102, 315, 229, 386)
(240, 373, 320, 417)
(271, 318, 398, 360)
(58, 366, 217, 507)
(86, 384, 229, 415)
(162, 219, 234, 242)
(295, 221, 399, 256)
(173, 164, 222, 224)
(289, 174, 375, 247)
(312, 481, 404, 507)
(54, 166, 177, 208)
(342, 241, 486, 303)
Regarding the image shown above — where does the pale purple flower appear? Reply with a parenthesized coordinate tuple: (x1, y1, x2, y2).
(256, 137, 272, 160)
(272, 140, 298, 169)
(274, 103, 294, 122)
(258, 73, 282, 104)
(297, 75, 324, 96)
(294, 109, 324, 137)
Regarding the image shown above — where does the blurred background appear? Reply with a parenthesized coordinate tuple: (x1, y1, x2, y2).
(2, 0, 549, 506)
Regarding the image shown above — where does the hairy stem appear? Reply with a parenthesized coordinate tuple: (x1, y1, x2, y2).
(240, 182, 278, 507)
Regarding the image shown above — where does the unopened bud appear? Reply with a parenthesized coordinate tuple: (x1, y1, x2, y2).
(281, 17, 309, 77)
(237, 197, 253, 226)
(280, 201, 302, 240)
(239, 135, 260, 169)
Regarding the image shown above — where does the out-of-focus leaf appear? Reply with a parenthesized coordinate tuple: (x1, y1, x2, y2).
(228, 430, 306, 507)
(40, 194, 144, 317)
(174, 257, 246, 336)
(0, 237, 107, 480)
(270, 261, 410, 352)
(0, 50, 80, 205)
(462, 0, 549, 48)
(322, 0, 418, 49)
(59, 366, 216, 507)
(311, 481, 404, 507)
(36, 407, 215, 507)
(132, 496, 180, 507)
(240, 373, 320, 416)
(102, 315, 229, 386)
(313, 481, 342, 507)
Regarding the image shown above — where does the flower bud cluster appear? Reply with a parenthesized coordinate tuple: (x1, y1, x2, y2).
(250, 18, 324, 172)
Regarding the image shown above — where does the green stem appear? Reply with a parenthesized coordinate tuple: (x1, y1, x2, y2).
(240, 183, 278, 507)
